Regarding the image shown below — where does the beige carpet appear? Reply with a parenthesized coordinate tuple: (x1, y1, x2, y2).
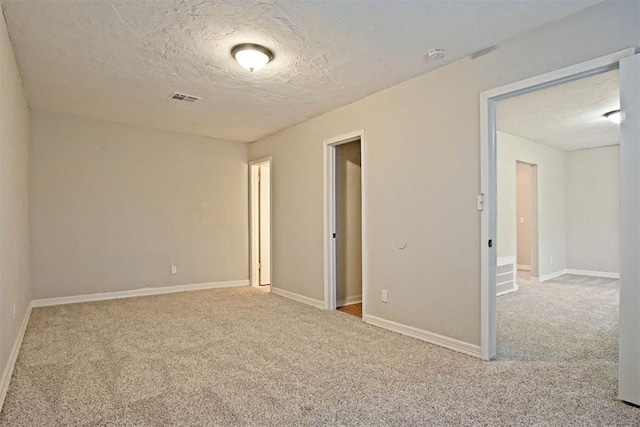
(498, 271, 619, 362)
(1, 284, 639, 426)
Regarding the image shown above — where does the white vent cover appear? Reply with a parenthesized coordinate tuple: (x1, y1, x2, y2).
(170, 92, 201, 103)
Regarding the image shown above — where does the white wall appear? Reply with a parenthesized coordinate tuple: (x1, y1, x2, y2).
(497, 131, 567, 278)
(566, 145, 620, 274)
(30, 111, 249, 299)
(249, 1, 639, 347)
(0, 12, 30, 382)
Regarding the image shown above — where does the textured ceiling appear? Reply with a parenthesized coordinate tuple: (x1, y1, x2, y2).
(497, 69, 619, 152)
(3, 0, 602, 142)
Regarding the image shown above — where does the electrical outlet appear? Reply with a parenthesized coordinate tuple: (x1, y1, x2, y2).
(381, 290, 388, 303)
(171, 265, 177, 274)
(13, 301, 16, 319)
(550, 257, 554, 265)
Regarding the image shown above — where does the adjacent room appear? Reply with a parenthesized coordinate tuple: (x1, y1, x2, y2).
(496, 69, 621, 362)
(0, 0, 639, 425)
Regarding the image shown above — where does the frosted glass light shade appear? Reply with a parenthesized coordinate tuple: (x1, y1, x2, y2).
(232, 44, 274, 72)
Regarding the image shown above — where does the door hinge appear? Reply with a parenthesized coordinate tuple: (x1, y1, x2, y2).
(477, 194, 485, 211)
(332, 233, 336, 238)
(488, 239, 493, 248)
(258, 263, 261, 269)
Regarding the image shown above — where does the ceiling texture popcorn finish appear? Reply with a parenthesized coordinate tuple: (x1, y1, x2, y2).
(3, 0, 602, 142)
(498, 70, 620, 151)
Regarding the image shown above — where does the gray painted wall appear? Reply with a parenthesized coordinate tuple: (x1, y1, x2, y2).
(30, 111, 249, 299)
(566, 145, 620, 273)
(0, 13, 30, 382)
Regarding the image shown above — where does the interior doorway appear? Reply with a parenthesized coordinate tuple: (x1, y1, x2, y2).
(335, 139, 362, 317)
(516, 161, 538, 278)
(250, 158, 272, 291)
(480, 49, 639, 405)
(323, 130, 366, 319)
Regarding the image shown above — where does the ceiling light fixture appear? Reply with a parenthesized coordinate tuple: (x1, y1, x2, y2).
(231, 43, 274, 72)
(604, 109, 621, 124)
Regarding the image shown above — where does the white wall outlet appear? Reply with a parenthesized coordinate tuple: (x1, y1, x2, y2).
(550, 257, 554, 265)
(13, 301, 16, 319)
(381, 290, 388, 303)
(171, 265, 177, 274)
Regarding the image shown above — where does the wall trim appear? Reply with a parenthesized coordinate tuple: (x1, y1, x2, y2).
(31, 280, 249, 307)
(270, 287, 324, 309)
(364, 315, 481, 359)
(538, 269, 621, 282)
(0, 302, 33, 411)
(517, 264, 531, 271)
(337, 295, 362, 307)
(565, 269, 620, 279)
(538, 269, 568, 282)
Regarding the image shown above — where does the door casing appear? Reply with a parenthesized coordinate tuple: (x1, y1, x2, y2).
(323, 130, 367, 317)
(249, 157, 272, 288)
(480, 48, 633, 361)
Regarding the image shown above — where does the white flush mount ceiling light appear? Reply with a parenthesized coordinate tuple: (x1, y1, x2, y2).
(231, 43, 274, 72)
(604, 109, 621, 124)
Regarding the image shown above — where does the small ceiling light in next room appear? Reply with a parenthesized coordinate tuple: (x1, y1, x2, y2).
(604, 110, 621, 124)
(231, 43, 274, 72)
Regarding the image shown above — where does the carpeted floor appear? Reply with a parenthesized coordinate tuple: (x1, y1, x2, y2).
(498, 271, 620, 362)
(1, 281, 638, 426)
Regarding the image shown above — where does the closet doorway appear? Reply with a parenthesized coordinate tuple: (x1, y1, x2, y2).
(250, 158, 272, 291)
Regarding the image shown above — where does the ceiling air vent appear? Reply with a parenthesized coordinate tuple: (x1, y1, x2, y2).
(170, 92, 201, 103)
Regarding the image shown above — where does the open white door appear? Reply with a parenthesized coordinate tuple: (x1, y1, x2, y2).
(259, 164, 271, 285)
(619, 53, 640, 406)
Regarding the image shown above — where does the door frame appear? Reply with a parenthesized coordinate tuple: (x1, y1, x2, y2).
(480, 48, 634, 361)
(618, 52, 640, 406)
(249, 157, 272, 288)
(323, 130, 367, 316)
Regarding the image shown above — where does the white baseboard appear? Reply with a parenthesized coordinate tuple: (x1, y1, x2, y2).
(0, 302, 33, 411)
(269, 287, 324, 309)
(565, 269, 619, 279)
(337, 295, 362, 307)
(31, 280, 249, 307)
(364, 315, 481, 359)
(517, 264, 531, 271)
(539, 269, 620, 282)
(539, 269, 567, 282)
(497, 284, 519, 297)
